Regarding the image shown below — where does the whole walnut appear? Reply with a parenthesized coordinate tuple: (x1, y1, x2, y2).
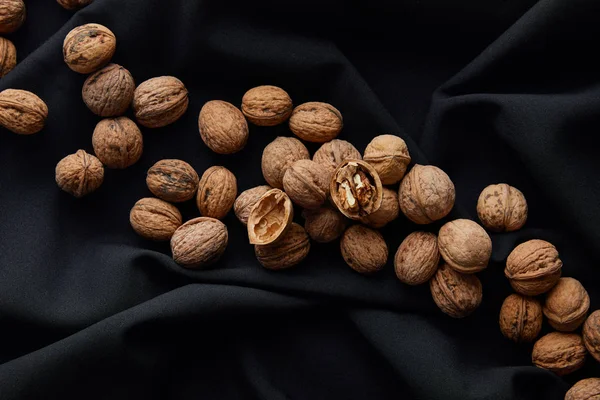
(63, 23, 116, 74)
(363, 135, 411, 185)
(289, 102, 343, 143)
(199, 100, 249, 154)
(532, 332, 586, 376)
(92, 117, 143, 169)
(302, 206, 347, 243)
(233, 185, 271, 225)
(129, 198, 182, 241)
(146, 159, 199, 203)
(438, 219, 492, 274)
(505, 239, 562, 296)
(247, 188, 294, 245)
(399, 164, 455, 224)
(171, 217, 228, 269)
(361, 187, 399, 229)
(313, 139, 362, 176)
(55, 150, 104, 198)
(394, 231, 440, 285)
(544, 277, 590, 332)
(430, 263, 482, 318)
(255, 223, 310, 270)
(261, 136, 309, 189)
(477, 184, 528, 232)
(331, 160, 383, 220)
(0, 37, 16, 77)
(0, 89, 48, 135)
(57, 0, 93, 10)
(196, 166, 237, 220)
(566, 378, 600, 400)
(82, 64, 135, 117)
(241, 85, 293, 126)
(340, 225, 388, 274)
(0, 0, 25, 34)
(283, 159, 329, 210)
(499, 294, 542, 343)
(583, 310, 600, 362)
(133, 76, 188, 128)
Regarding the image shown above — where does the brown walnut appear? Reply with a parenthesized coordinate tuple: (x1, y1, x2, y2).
(302, 206, 347, 243)
(0, 89, 48, 135)
(566, 378, 600, 400)
(499, 294, 542, 343)
(241, 85, 293, 126)
(505, 239, 562, 296)
(532, 332, 586, 376)
(247, 188, 293, 245)
(133, 76, 188, 128)
(63, 23, 116, 74)
(196, 166, 237, 220)
(430, 263, 482, 318)
(92, 117, 143, 169)
(289, 102, 343, 143)
(313, 139, 362, 176)
(360, 187, 399, 229)
(363, 134, 411, 185)
(199, 100, 249, 154)
(331, 160, 383, 220)
(283, 159, 329, 210)
(55, 150, 104, 198)
(0, 0, 25, 34)
(261, 136, 309, 189)
(146, 159, 199, 203)
(57, 0, 93, 10)
(255, 223, 310, 270)
(544, 277, 590, 332)
(583, 310, 600, 362)
(233, 185, 271, 225)
(477, 184, 528, 232)
(129, 198, 182, 241)
(82, 64, 135, 117)
(340, 225, 388, 274)
(438, 219, 492, 274)
(171, 217, 228, 269)
(0, 37, 16, 77)
(394, 231, 440, 285)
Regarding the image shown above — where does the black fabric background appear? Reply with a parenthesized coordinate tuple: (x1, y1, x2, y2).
(1, 0, 600, 398)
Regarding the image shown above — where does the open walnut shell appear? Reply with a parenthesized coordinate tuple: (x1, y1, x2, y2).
(247, 188, 293, 245)
(330, 160, 383, 220)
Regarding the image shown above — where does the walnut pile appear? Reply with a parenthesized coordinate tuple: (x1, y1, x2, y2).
(63, 23, 116, 74)
(55, 150, 104, 198)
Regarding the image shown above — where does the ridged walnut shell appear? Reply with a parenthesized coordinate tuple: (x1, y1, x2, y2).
(566, 378, 600, 400)
(544, 277, 590, 332)
(363, 134, 411, 185)
(0, 89, 48, 135)
(499, 294, 542, 343)
(532, 332, 586, 376)
(241, 85, 292, 126)
(261, 136, 309, 189)
(0, 0, 25, 34)
(360, 187, 399, 229)
(92, 117, 143, 169)
(302, 206, 347, 243)
(438, 219, 492, 274)
(196, 166, 237, 220)
(255, 223, 310, 270)
(171, 217, 228, 269)
(199, 100, 249, 154)
(477, 184, 528, 232)
(289, 102, 343, 143)
(146, 159, 199, 203)
(129, 198, 182, 241)
(340, 225, 388, 274)
(82, 64, 135, 117)
(247, 189, 293, 245)
(234, 185, 271, 225)
(313, 139, 362, 177)
(394, 231, 440, 285)
(55, 150, 104, 198)
(331, 160, 383, 220)
(0, 37, 16, 77)
(430, 263, 482, 318)
(583, 310, 600, 362)
(57, 0, 93, 10)
(133, 76, 188, 128)
(283, 159, 329, 210)
(505, 239, 562, 296)
(63, 23, 116, 74)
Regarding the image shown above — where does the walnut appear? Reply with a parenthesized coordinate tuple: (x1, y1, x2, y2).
(196, 166, 237, 220)
(398, 164, 455, 224)
(394, 231, 440, 285)
(55, 150, 104, 198)
(0, 89, 48, 135)
(312, 139, 361, 176)
(57, 0, 93, 10)
(0, 37, 16, 77)
(360, 187, 399, 228)
(543, 277, 590, 332)
(133, 76, 188, 128)
(499, 294, 542, 343)
(255, 223, 310, 270)
(363, 135, 411, 185)
(63, 23, 116, 74)
(477, 184, 528, 232)
(247, 188, 293, 245)
(289, 102, 343, 143)
(82, 64, 135, 117)
(583, 310, 600, 362)
(146, 159, 199, 203)
(199, 100, 249, 154)
(170, 217, 228, 269)
(261, 136, 309, 189)
(566, 378, 600, 400)
(331, 160, 383, 220)
(233, 185, 271, 225)
(505, 239, 562, 296)
(92, 117, 143, 169)
(302, 206, 347, 243)
(0, 0, 25, 34)
(283, 159, 329, 210)
(129, 198, 182, 241)
(532, 332, 586, 376)
(438, 219, 492, 274)
(430, 263, 482, 318)
(340, 225, 388, 274)
(241, 85, 293, 126)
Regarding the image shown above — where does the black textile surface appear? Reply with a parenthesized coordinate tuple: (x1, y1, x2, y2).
(1, 0, 600, 398)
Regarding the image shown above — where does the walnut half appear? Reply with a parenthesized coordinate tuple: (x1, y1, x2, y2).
(330, 160, 383, 220)
(247, 189, 293, 245)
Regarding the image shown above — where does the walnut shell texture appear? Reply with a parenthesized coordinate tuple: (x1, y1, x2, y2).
(0, 0, 25, 34)
(532, 332, 586, 376)
(313, 139, 362, 175)
(499, 294, 542, 343)
(196, 166, 237, 220)
(283, 159, 330, 210)
(199, 100, 249, 154)
(583, 310, 600, 362)
(289, 102, 343, 143)
(146, 159, 199, 203)
(566, 378, 600, 400)
(505, 239, 562, 296)
(477, 183, 528, 232)
(261, 136, 309, 189)
(129, 198, 182, 241)
(0, 89, 48, 135)
(544, 277, 590, 332)
(340, 225, 388, 274)
(133, 76, 188, 128)
(247, 188, 293, 245)
(255, 223, 310, 270)
(234, 185, 271, 225)
(394, 231, 440, 285)
(241, 85, 293, 126)
(63, 23, 116, 74)
(302, 206, 347, 243)
(360, 187, 399, 229)
(82, 63, 135, 117)
(0, 37, 16, 77)
(57, 0, 93, 10)
(331, 160, 383, 220)
(438, 219, 492, 274)
(171, 217, 228, 269)
(430, 263, 482, 318)
(92, 117, 143, 169)
(55, 150, 104, 198)
(363, 134, 411, 185)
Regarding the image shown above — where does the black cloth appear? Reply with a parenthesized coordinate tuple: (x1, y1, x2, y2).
(1, 0, 599, 398)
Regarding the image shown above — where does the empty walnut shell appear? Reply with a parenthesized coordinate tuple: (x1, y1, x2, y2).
(583, 310, 600, 362)
(133, 76, 188, 128)
(313, 139, 362, 176)
(92, 117, 143, 169)
(247, 188, 293, 245)
(234, 185, 271, 225)
(0, 0, 25, 34)
(505, 239, 562, 296)
(360, 187, 399, 229)
(477, 184, 528, 232)
(57, 0, 93, 10)
(302, 206, 347, 243)
(241, 85, 293, 126)
(196, 166, 237, 220)
(289, 102, 343, 143)
(532, 332, 586, 376)
(438, 219, 492, 274)
(340, 225, 388, 274)
(63, 23, 116, 74)
(331, 160, 383, 220)
(82, 64, 135, 117)
(146, 159, 199, 203)
(394, 231, 440, 285)
(430, 263, 482, 318)
(199, 100, 249, 154)
(0, 37, 16, 77)
(55, 150, 104, 198)
(283, 159, 330, 210)
(566, 378, 600, 400)
(171, 217, 228, 269)
(544, 277, 590, 332)
(261, 136, 309, 189)
(129, 198, 182, 241)
(0, 89, 48, 135)
(255, 223, 310, 270)
(499, 294, 542, 343)
(363, 134, 411, 185)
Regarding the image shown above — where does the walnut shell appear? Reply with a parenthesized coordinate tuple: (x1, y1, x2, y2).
(340, 225, 388, 274)
(55, 150, 104, 198)
(583, 310, 600, 362)
(544, 277, 590, 332)
(0, 37, 16, 77)
(57, 0, 93, 10)
(477, 184, 528, 232)
(170, 217, 228, 269)
(499, 294, 542, 343)
(0, 89, 48, 135)
(199, 100, 249, 154)
(566, 378, 600, 400)
(82, 64, 135, 117)
(438, 219, 492, 274)
(429, 263, 482, 318)
(394, 231, 440, 285)
(360, 187, 399, 229)
(234, 185, 271, 225)
(0, 0, 25, 34)
(399, 164, 455, 224)
(261, 136, 309, 189)
(241, 85, 292, 126)
(505, 239, 563, 296)
(532, 332, 586, 376)
(63, 23, 116, 74)
(92, 117, 143, 169)
(255, 223, 310, 270)
(133, 76, 188, 128)
(196, 166, 237, 220)
(146, 159, 199, 203)
(247, 188, 293, 245)
(313, 139, 362, 176)
(363, 135, 411, 185)
(331, 160, 383, 220)
(129, 197, 182, 241)
(302, 206, 347, 243)
(283, 159, 329, 210)
(289, 102, 343, 143)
